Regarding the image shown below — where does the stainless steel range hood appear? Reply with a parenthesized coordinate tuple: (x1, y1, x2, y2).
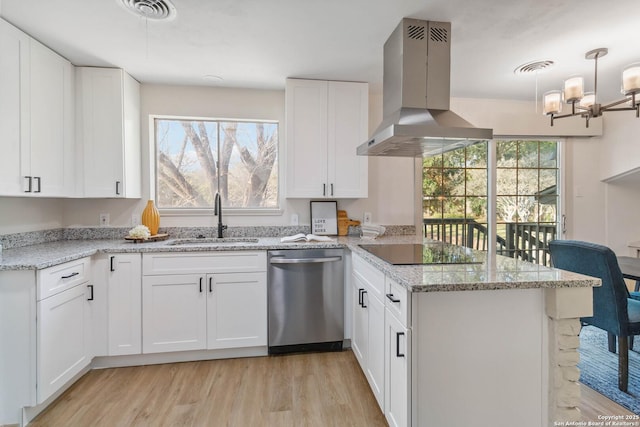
(357, 19, 493, 157)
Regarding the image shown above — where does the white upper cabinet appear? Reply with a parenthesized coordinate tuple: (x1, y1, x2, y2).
(29, 39, 75, 197)
(0, 19, 29, 195)
(285, 78, 368, 198)
(76, 67, 141, 198)
(0, 18, 74, 197)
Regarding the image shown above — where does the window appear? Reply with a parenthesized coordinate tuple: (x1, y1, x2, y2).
(496, 140, 558, 265)
(155, 117, 278, 211)
(422, 140, 560, 266)
(422, 142, 488, 247)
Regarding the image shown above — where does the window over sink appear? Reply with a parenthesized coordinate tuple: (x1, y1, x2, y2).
(153, 116, 279, 213)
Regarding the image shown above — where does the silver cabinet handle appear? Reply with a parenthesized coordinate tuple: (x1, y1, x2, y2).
(269, 256, 342, 264)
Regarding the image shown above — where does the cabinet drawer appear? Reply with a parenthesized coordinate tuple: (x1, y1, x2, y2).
(385, 277, 411, 327)
(143, 251, 266, 275)
(37, 257, 91, 300)
(353, 253, 385, 300)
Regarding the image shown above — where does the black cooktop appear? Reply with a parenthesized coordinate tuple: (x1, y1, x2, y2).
(359, 243, 483, 265)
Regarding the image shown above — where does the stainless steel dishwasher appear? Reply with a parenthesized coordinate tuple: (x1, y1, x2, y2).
(267, 248, 344, 354)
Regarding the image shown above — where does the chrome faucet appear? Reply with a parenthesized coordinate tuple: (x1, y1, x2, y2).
(214, 192, 227, 238)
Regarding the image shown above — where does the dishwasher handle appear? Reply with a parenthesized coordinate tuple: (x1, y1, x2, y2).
(269, 256, 342, 264)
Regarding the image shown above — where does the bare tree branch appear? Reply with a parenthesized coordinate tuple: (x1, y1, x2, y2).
(158, 152, 208, 206)
(181, 121, 217, 201)
(219, 123, 236, 201)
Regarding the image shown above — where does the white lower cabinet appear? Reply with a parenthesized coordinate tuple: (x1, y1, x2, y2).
(352, 254, 411, 426)
(142, 252, 267, 354)
(142, 274, 207, 353)
(384, 308, 411, 427)
(107, 254, 142, 355)
(207, 272, 267, 349)
(36, 258, 93, 404)
(384, 277, 411, 427)
(351, 253, 385, 409)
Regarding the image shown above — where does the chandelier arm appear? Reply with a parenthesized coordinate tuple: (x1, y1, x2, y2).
(600, 98, 635, 111)
(602, 107, 637, 112)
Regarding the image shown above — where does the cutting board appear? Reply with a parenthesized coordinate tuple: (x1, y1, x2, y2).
(338, 210, 361, 236)
(125, 233, 169, 243)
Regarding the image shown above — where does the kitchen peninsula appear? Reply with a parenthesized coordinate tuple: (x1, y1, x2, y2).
(0, 231, 598, 427)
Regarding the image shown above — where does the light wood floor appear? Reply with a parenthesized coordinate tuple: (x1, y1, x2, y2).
(30, 350, 633, 426)
(30, 350, 386, 427)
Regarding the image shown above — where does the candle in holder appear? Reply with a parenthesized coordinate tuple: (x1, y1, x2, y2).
(543, 90, 562, 115)
(563, 76, 584, 103)
(623, 63, 640, 95)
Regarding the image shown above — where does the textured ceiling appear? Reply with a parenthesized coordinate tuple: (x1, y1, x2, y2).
(1, 0, 638, 104)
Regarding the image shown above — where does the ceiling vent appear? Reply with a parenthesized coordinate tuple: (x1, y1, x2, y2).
(117, 0, 177, 21)
(514, 60, 555, 75)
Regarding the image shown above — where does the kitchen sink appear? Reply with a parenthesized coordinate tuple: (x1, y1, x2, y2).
(165, 237, 260, 246)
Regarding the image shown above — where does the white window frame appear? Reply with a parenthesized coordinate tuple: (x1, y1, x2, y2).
(149, 114, 284, 217)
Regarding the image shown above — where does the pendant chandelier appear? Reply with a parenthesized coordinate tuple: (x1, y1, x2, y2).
(543, 48, 640, 127)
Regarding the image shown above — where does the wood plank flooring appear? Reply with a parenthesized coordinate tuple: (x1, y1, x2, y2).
(579, 383, 634, 420)
(29, 350, 633, 426)
(29, 350, 387, 427)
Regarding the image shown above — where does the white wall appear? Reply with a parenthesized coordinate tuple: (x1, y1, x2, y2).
(0, 198, 64, 234)
(60, 83, 415, 230)
(3, 86, 639, 253)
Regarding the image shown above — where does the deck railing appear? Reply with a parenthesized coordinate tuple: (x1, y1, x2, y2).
(423, 218, 557, 266)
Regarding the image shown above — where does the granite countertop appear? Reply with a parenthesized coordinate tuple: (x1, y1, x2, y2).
(0, 234, 600, 292)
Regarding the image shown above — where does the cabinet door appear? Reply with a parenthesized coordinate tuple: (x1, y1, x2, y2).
(142, 274, 206, 353)
(77, 67, 141, 198)
(108, 254, 142, 356)
(37, 284, 91, 403)
(385, 310, 411, 427)
(29, 40, 72, 196)
(327, 81, 368, 198)
(366, 291, 385, 410)
(121, 72, 141, 198)
(0, 19, 29, 195)
(351, 272, 368, 367)
(206, 272, 267, 349)
(285, 79, 329, 197)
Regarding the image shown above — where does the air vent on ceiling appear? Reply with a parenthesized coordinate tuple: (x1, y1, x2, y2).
(514, 60, 555, 75)
(118, 0, 177, 21)
(407, 25, 425, 40)
(429, 26, 448, 43)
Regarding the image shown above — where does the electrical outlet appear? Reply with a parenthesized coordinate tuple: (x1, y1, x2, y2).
(131, 214, 140, 226)
(99, 213, 110, 226)
(363, 212, 372, 224)
(290, 213, 299, 226)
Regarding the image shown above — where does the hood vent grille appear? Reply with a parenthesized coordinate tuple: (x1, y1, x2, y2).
(429, 26, 448, 43)
(407, 25, 425, 40)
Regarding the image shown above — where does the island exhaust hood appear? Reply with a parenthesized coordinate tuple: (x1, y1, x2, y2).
(357, 18, 493, 157)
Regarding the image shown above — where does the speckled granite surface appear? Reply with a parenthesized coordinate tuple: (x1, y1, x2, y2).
(0, 231, 600, 293)
(346, 235, 600, 292)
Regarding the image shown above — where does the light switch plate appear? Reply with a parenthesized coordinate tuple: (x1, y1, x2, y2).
(291, 213, 299, 225)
